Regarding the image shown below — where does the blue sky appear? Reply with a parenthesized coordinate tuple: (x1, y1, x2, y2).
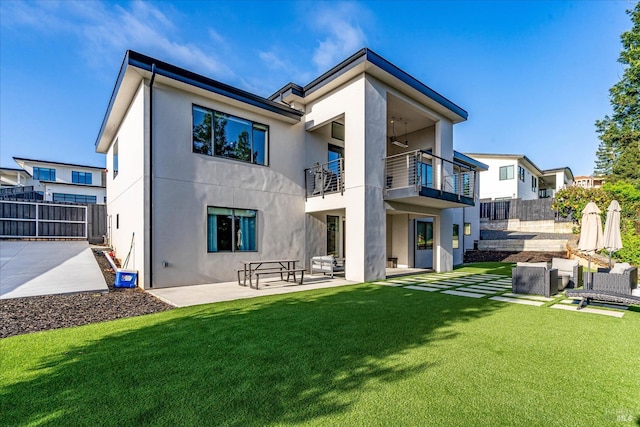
(0, 0, 634, 176)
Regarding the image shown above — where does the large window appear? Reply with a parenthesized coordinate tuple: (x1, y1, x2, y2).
(193, 106, 269, 166)
(499, 165, 514, 180)
(453, 224, 460, 249)
(113, 139, 119, 178)
(416, 221, 433, 250)
(518, 166, 525, 182)
(53, 193, 97, 204)
(72, 171, 92, 184)
(419, 162, 433, 188)
(33, 167, 56, 181)
(531, 176, 538, 191)
(207, 207, 257, 252)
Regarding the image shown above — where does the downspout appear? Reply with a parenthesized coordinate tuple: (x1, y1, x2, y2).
(149, 64, 156, 288)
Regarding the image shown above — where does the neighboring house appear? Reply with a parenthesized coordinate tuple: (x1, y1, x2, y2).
(0, 157, 106, 204)
(574, 175, 605, 189)
(465, 154, 573, 201)
(95, 48, 488, 289)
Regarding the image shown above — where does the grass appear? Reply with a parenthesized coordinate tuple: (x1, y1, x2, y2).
(2, 263, 639, 426)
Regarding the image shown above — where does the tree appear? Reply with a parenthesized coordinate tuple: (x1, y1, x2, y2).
(594, 2, 640, 186)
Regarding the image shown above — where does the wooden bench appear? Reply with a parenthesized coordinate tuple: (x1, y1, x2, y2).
(255, 268, 305, 289)
(565, 289, 640, 309)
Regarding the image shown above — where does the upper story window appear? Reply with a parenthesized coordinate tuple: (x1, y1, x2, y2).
(113, 139, 119, 178)
(33, 167, 56, 181)
(499, 165, 514, 180)
(72, 171, 92, 185)
(331, 122, 345, 141)
(518, 166, 525, 182)
(193, 105, 269, 166)
(531, 176, 538, 191)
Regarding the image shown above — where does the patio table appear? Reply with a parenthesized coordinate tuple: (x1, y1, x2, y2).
(238, 259, 302, 289)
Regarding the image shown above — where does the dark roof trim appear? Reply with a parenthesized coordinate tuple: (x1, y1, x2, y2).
(269, 48, 468, 120)
(13, 157, 104, 170)
(268, 82, 304, 101)
(96, 51, 303, 148)
(453, 151, 488, 171)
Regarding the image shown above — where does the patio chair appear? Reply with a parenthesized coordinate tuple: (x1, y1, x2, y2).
(310, 256, 344, 278)
(551, 258, 583, 290)
(512, 262, 559, 298)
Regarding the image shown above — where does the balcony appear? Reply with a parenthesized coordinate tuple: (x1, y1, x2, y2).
(384, 150, 477, 208)
(304, 158, 344, 199)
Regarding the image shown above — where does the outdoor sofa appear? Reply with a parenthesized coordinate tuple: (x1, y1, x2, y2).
(566, 263, 639, 308)
(310, 256, 344, 278)
(512, 262, 558, 298)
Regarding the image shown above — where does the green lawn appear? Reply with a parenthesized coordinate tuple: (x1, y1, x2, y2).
(2, 264, 639, 426)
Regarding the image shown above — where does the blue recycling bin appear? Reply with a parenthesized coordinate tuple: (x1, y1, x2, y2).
(115, 270, 138, 288)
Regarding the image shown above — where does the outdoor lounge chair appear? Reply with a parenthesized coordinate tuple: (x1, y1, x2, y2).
(512, 262, 559, 298)
(551, 258, 583, 290)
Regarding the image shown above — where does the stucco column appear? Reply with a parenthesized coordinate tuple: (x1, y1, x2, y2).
(344, 77, 387, 282)
(433, 210, 453, 272)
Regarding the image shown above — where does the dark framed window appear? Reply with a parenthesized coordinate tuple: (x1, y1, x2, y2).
(193, 105, 269, 166)
(417, 221, 433, 250)
(331, 121, 344, 141)
(420, 162, 433, 188)
(72, 171, 92, 184)
(52, 193, 97, 204)
(464, 222, 471, 236)
(499, 165, 514, 180)
(207, 207, 257, 252)
(33, 167, 56, 181)
(113, 139, 119, 178)
(453, 224, 460, 249)
(531, 176, 538, 191)
(518, 166, 525, 182)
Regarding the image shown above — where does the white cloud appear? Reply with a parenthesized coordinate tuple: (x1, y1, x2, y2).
(1, 0, 232, 79)
(310, 2, 368, 70)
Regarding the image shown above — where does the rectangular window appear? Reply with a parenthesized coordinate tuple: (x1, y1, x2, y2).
(531, 177, 538, 191)
(113, 139, 119, 178)
(193, 105, 269, 166)
(464, 222, 471, 236)
(52, 193, 97, 204)
(116, 213, 119, 229)
(33, 167, 56, 181)
(331, 121, 345, 141)
(453, 224, 460, 249)
(499, 165, 514, 180)
(420, 162, 433, 188)
(207, 207, 257, 252)
(416, 221, 433, 250)
(72, 171, 93, 184)
(518, 166, 525, 182)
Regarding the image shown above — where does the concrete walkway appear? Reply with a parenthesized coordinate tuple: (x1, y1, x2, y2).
(0, 241, 108, 299)
(149, 274, 359, 307)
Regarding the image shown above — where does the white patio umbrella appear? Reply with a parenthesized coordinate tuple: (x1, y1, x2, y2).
(603, 200, 623, 269)
(577, 201, 604, 289)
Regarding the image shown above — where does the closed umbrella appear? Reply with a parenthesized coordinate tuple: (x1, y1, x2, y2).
(603, 200, 623, 269)
(577, 201, 603, 288)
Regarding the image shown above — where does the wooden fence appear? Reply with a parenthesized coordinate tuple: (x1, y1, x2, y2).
(480, 198, 572, 222)
(0, 200, 106, 243)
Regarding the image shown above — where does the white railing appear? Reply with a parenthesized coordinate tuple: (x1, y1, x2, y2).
(304, 158, 344, 199)
(384, 150, 476, 199)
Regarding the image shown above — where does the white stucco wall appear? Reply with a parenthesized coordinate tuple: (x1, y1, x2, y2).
(149, 83, 306, 287)
(105, 82, 147, 286)
(475, 157, 519, 200)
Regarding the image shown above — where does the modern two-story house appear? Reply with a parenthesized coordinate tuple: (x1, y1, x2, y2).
(465, 153, 573, 200)
(95, 48, 487, 289)
(0, 157, 106, 204)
